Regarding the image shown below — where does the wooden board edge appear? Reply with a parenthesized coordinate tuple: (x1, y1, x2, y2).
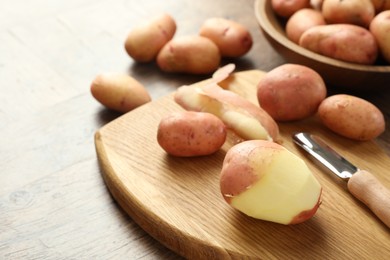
(94, 129, 242, 259)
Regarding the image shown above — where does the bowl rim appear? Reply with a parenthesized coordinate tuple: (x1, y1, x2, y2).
(254, 0, 390, 73)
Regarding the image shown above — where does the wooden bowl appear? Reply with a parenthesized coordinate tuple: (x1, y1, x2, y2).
(254, 0, 390, 92)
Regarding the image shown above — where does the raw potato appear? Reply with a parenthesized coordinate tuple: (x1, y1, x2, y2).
(318, 94, 385, 141)
(124, 13, 176, 62)
(299, 24, 378, 65)
(157, 111, 227, 157)
(156, 35, 221, 74)
(199, 18, 253, 58)
(271, 0, 311, 18)
(370, 10, 390, 63)
(370, 0, 390, 13)
(322, 0, 375, 28)
(90, 73, 151, 113)
(286, 8, 326, 44)
(257, 64, 327, 121)
(174, 83, 280, 142)
(220, 140, 322, 225)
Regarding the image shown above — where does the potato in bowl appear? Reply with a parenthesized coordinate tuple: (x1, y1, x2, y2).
(254, 0, 390, 92)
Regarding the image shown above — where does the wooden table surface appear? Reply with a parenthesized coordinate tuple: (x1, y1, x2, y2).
(1, 0, 389, 259)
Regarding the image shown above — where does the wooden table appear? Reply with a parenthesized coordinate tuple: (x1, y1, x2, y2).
(1, 0, 389, 259)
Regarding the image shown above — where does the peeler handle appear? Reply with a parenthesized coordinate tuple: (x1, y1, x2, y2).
(348, 170, 390, 228)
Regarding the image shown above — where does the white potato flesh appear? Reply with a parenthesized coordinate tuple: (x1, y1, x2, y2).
(230, 149, 322, 224)
(174, 86, 272, 141)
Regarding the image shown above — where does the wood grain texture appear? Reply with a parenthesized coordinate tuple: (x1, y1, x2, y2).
(1, 0, 389, 258)
(95, 71, 390, 259)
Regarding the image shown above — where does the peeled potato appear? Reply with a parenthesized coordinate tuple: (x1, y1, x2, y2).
(90, 73, 151, 113)
(220, 140, 322, 225)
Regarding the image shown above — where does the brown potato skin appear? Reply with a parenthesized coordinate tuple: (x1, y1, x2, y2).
(299, 24, 378, 65)
(310, 0, 324, 10)
(271, 0, 311, 18)
(370, 10, 390, 63)
(156, 35, 221, 75)
(157, 111, 227, 157)
(200, 84, 280, 142)
(199, 18, 253, 57)
(124, 13, 176, 62)
(370, 0, 390, 13)
(257, 64, 327, 122)
(286, 8, 326, 44)
(322, 0, 375, 28)
(318, 94, 385, 141)
(220, 140, 283, 203)
(90, 73, 151, 113)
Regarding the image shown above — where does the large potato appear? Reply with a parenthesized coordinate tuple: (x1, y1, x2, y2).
(257, 64, 327, 122)
(124, 13, 176, 62)
(156, 35, 221, 75)
(90, 73, 151, 113)
(322, 0, 375, 28)
(299, 24, 378, 65)
(157, 111, 227, 157)
(370, 10, 390, 63)
(318, 94, 385, 141)
(220, 140, 322, 225)
(286, 8, 326, 44)
(271, 0, 311, 18)
(199, 18, 253, 58)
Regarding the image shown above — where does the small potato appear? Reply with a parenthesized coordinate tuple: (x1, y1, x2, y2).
(124, 13, 176, 62)
(370, 10, 390, 63)
(318, 94, 385, 141)
(257, 64, 327, 122)
(157, 111, 227, 157)
(199, 17, 253, 57)
(156, 35, 221, 75)
(271, 0, 311, 18)
(286, 8, 326, 44)
(90, 73, 151, 113)
(299, 24, 378, 65)
(322, 0, 375, 28)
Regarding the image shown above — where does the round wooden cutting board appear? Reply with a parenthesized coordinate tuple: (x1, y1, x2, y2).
(94, 70, 390, 259)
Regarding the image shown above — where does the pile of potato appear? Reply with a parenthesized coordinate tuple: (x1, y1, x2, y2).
(158, 63, 385, 159)
(124, 14, 253, 74)
(91, 14, 253, 113)
(257, 64, 385, 141)
(88, 10, 387, 226)
(272, 0, 390, 64)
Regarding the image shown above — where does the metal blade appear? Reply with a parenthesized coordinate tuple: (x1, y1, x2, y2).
(293, 132, 358, 180)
